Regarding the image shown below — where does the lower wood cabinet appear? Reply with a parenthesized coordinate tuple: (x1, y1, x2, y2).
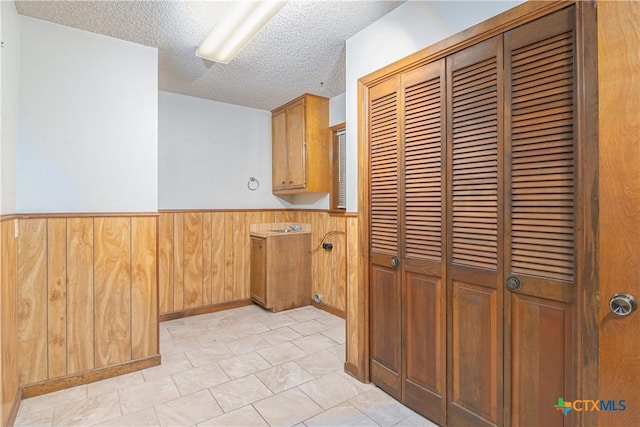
(250, 233, 311, 312)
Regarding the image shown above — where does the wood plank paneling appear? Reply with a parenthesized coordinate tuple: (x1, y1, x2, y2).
(183, 212, 203, 309)
(94, 217, 132, 368)
(9, 214, 158, 397)
(47, 219, 67, 378)
(173, 213, 184, 311)
(224, 212, 235, 302)
(1, 220, 19, 426)
(17, 219, 48, 384)
(158, 213, 174, 314)
(67, 218, 95, 374)
(211, 212, 226, 305)
(132, 217, 158, 359)
(158, 210, 349, 319)
(202, 213, 213, 306)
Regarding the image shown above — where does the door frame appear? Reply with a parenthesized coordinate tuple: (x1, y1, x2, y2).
(354, 0, 599, 424)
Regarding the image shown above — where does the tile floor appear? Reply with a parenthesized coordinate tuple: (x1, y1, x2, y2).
(15, 304, 437, 427)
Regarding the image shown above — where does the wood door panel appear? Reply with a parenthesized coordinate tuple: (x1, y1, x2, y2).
(450, 280, 499, 425)
(510, 293, 572, 427)
(404, 271, 445, 424)
(287, 100, 306, 188)
(272, 110, 287, 189)
(370, 265, 400, 374)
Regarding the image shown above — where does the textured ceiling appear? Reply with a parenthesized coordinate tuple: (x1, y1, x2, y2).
(15, 0, 404, 110)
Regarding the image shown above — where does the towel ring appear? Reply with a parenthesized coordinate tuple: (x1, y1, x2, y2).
(247, 177, 259, 191)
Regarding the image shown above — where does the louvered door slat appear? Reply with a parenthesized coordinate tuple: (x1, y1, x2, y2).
(451, 53, 498, 271)
(403, 74, 443, 261)
(370, 90, 399, 255)
(510, 26, 574, 283)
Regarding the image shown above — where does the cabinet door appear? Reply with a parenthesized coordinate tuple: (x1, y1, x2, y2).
(286, 100, 306, 189)
(272, 109, 288, 190)
(250, 237, 267, 306)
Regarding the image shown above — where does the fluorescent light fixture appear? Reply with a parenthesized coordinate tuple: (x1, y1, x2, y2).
(197, 1, 286, 64)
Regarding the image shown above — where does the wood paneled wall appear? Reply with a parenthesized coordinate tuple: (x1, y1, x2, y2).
(15, 215, 158, 389)
(1, 219, 20, 426)
(159, 210, 351, 318)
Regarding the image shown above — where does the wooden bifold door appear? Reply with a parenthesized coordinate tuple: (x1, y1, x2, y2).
(368, 6, 589, 426)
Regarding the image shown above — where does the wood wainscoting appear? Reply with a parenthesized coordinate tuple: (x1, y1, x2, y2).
(13, 213, 159, 397)
(158, 210, 352, 320)
(1, 218, 20, 426)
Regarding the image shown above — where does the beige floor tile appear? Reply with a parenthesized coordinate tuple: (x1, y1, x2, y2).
(198, 405, 268, 427)
(349, 388, 414, 427)
(167, 323, 211, 338)
(304, 403, 380, 426)
(172, 363, 230, 395)
(197, 330, 240, 347)
(18, 385, 87, 418)
(255, 361, 314, 394)
(299, 372, 366, 409)
(218, 352, 271, 379)
(260, 326, 303, 346)
(159, 335, 203, 357)
(295, 347, 344, 377)
(260, 313, 298, 330)
(184, 344, 235, 366)
(224, 321, 270, 337)
(87, 371, 145, 397)
(142, 352, 193, 382)
(286, 307, 326, 322)
(322, 325, 346, 344)
(258, 342, 307, 366)
(14, 407, 53, 427)
(155, 389, 223, 426)
(393, 413, 439, 427)
(52, 391, 120, 427)
(209, 374, 273, 413)
(293, 333, 340, 354)
(253, 388, 322, 427)
(93, 407, 160, 427)
(227, 335, 273, 356)
(289, 319, 329, 336)
(119, 376, 181, 414)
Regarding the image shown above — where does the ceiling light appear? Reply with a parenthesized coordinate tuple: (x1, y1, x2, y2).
(196, 1, 286, 64)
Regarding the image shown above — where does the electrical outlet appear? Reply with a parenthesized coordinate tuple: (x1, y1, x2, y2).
(322, 243, 333, 250)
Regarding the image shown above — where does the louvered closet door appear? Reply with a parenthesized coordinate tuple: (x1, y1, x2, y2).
(446, 36, 504, 427)
(504, 8, 577, 426)
(368, 76, 402, 399)
(400, 60, 447, 425)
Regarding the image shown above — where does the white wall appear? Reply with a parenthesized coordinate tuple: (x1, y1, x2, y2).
(329, 92, 346, 126)
(345, 0, 524, 211)
(17, 16, 158, 213)
(1, 1, 20, 215)
(159, 91, 287, 209)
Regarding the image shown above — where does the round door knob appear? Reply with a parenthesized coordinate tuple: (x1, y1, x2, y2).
(506, 276, 522, 291)
(391, 256, 400, 269)
(609, 293, 637, 316)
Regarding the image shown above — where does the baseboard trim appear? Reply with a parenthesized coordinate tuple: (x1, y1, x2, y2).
(21, 355, 161, 399)
(159, 299, 253, 322)
(5, 387, 22, 427)
(311, 301, 346, 319)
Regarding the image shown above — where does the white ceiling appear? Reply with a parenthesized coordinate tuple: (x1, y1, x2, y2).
(15, 0, 404, 111)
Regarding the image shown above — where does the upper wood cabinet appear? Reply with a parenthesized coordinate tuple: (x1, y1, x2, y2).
(271, 94, 330, 194)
